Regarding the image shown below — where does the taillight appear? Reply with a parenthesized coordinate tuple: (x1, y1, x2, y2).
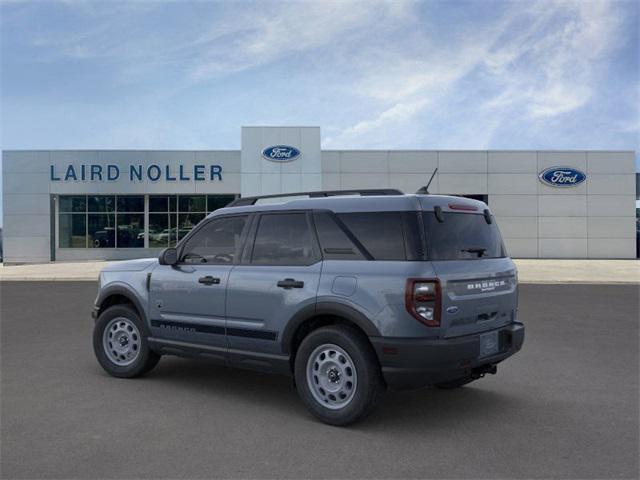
(405, 279, 441, 327)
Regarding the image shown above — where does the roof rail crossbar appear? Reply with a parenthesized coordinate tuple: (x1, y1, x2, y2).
(226, 189, 404, 207)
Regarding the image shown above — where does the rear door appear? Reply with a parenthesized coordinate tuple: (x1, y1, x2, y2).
(422, 210, 517, 339)
(225, 211, 322, 356)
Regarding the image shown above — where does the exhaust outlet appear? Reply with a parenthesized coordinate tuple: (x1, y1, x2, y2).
(471, 364, 497, 379)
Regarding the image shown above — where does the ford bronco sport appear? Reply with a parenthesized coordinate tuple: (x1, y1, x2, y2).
(92, 189, 524, 425)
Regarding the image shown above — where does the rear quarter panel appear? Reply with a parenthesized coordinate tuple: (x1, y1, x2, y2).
(318, 260, 440, 338)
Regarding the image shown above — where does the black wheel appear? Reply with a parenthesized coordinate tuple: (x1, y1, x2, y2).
(294, 325, 384, 426)
(93, 304, 160, 378)
(434, 376, 476, 390)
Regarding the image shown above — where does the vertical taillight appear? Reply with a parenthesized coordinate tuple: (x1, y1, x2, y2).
(405, 279, 441, 327)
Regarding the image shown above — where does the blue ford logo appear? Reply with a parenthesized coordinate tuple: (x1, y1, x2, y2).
(538, 166, 586, 188)
(261, 145, 301, 162)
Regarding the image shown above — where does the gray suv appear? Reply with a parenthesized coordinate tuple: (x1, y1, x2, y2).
(92, 189, 524, 425)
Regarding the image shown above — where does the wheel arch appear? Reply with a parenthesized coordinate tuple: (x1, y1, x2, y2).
(281, 302, 381, 359)
(96, 284, 147, 324)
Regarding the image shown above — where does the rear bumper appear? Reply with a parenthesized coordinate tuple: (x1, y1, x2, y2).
(371, 323, 525, 390)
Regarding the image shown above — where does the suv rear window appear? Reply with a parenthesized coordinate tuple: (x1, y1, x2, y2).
(423, 212, 506, 260)
(313, 212, 365, 260)
(336, 212, 410, 261)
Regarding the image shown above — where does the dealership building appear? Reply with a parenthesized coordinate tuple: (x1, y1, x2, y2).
(2, 126, 637, 263)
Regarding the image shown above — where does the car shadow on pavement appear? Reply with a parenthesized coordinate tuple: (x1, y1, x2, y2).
(108, 355, 527, 430)
(365, 386, 525, 430)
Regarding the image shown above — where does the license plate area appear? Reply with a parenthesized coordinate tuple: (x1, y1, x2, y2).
(479, 331, 499, 358)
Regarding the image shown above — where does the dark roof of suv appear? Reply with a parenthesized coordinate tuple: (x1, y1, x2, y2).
(210, 194, 489, 217)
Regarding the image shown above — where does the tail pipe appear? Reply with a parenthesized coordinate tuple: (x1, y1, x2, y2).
(471, 363, 497, 379)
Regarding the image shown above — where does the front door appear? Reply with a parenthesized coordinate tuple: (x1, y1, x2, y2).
(226, 211, 322, 356)
(149, 214, 250, 351)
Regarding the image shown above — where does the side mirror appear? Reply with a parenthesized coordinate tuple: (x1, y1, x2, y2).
(159, 247, 178, 266)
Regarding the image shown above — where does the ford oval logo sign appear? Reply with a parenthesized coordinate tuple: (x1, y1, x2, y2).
(538, 166, 586, 188)
(261, 145, 301, 162)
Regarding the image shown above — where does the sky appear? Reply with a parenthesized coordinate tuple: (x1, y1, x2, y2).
(1, 0, 639, 224)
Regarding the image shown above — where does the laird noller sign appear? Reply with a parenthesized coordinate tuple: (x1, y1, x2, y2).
(50, 163, 223, 182)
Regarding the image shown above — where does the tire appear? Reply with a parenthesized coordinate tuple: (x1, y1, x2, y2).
(294, 325, 384, 426)
(434, 376, 476, 390)
(93, 304, 160, 378)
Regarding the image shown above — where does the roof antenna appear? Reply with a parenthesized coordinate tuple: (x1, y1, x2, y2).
(416, 167, 438, 194)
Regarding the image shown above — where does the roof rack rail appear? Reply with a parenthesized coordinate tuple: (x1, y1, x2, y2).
(226, 189, 404, 207)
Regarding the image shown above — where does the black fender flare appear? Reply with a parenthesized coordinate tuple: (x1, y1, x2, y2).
(280, 301, 381, 354)
(95, 283, 148, 325)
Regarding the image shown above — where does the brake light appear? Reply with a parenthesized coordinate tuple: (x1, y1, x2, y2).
(405, 279, 441, 327)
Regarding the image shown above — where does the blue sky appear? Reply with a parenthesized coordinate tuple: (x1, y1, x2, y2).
(1, 0, 639, 224)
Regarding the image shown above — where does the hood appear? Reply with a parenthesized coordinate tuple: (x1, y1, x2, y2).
(101, 258, 158, 273)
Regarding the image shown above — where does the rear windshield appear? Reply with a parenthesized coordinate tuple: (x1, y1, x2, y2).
(423, 212, 506, 260)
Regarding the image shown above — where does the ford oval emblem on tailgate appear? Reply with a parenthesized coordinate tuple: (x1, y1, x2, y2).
(446, 306, 459, 314)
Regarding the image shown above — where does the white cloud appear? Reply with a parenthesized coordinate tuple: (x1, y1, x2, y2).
(326, 0, 627, 147)
(333, 98, 430, 140)
(514, 0, 623, 118)
(3, 0, 636, 153)
(189, 1, 412, 80)
(22, 0, 414, 81)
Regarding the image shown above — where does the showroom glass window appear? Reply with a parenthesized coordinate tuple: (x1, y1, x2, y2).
(178, 195, 207, 242)
(59, 194, 237, 249)
(59, 195, 140, 248)
(87, 196, 116, 248)
(115, 196, 144, 248)
(148, 195, 237, 248)
(148, 195, 177, 248)
(59, 196, 87, 247)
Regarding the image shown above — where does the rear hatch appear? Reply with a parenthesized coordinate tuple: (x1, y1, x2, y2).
(422, 209, 517, 338)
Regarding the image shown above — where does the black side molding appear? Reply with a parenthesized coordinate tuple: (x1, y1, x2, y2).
(150, 319, 277, 341)
(147, 337, 291, 375)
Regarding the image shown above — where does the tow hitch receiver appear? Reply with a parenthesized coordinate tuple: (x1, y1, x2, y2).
(471, 364, 497, 379)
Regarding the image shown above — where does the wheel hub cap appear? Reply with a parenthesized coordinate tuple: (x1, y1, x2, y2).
(102, 317, 141, 367)
(327, 368, 341, 383)
(306, 344, 357, 410)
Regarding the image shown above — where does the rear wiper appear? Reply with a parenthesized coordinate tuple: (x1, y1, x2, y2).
(461, 247, 487, 258)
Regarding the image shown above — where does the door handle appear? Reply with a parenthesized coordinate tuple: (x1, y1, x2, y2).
(277, 278, 304, 289)
(198, 276, 221, 285)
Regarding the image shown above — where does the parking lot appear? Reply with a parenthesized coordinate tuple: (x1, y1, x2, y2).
(1, 281, 638, 479)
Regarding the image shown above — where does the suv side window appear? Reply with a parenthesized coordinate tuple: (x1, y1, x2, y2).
(337, 212, 406, 261)
(313, 212, 366, 260)
(251, 213, 317, 266)
(180, 215, 248, 264)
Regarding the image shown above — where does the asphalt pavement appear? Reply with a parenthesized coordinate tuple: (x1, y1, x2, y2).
(1, 282, 638, 479)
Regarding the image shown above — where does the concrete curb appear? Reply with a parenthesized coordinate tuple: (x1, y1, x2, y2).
(1, 279, 638, 284)
(1, 259, 638, 284)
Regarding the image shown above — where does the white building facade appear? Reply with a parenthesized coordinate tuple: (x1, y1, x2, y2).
(2, 126, 637, 263)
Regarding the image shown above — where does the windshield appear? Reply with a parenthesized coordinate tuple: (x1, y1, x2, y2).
(423, 212, 506, 260)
